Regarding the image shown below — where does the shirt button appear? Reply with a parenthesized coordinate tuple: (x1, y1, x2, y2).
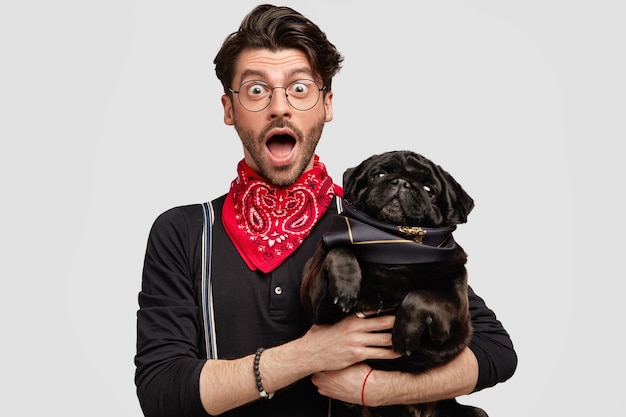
(274, 286, 283, 295)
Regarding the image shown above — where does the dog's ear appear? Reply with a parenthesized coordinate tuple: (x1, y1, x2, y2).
(342, 158, 374, 204)
(438, 169, 474, 224)
(342, 167, 355, 188)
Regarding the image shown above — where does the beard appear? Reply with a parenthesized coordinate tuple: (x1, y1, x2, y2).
(233, 116, 326, 187)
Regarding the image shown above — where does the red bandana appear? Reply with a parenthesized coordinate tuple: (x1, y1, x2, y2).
(222, 156, 342, 273)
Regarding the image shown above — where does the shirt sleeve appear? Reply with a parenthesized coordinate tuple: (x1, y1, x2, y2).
(467, 285, 518, 391)
(134, 206, 211, 417)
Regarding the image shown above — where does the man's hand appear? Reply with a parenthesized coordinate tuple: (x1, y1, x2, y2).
(300, 313, 400, 372)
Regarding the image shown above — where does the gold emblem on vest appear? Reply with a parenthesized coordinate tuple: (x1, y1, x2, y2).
(397, 226, 426, 244)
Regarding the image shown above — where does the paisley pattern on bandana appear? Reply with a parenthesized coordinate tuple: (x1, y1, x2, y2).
(222, 156, 341, 273)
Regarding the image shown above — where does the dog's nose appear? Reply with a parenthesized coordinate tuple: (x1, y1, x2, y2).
(391, 178, 412, 189)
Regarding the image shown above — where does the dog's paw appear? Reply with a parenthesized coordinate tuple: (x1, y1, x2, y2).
(393, 291, 453, 354)
(325, 247, 362, 313)
(393, 290, 470, 366)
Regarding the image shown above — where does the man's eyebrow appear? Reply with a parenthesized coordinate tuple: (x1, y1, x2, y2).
(239, 69, 266, 80)
(286, 68, 314, 78)
(238, 68, 315, 83)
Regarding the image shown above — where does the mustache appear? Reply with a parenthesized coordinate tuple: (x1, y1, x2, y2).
(261, 119, 303, 139)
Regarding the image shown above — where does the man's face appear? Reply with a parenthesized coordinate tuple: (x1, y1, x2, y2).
(221, 48, 333, 187)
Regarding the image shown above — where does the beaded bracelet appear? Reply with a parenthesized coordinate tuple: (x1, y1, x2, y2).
(253, 348, 274, 399)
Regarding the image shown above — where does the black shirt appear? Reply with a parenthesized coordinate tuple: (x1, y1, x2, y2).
(135, 196, 516, 417)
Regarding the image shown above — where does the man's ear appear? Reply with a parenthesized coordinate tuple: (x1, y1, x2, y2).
(222, 94, 234, 126)
(323, 90, 333, 122)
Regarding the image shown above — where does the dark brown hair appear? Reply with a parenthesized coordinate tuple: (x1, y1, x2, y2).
(214, 4, 343, 93)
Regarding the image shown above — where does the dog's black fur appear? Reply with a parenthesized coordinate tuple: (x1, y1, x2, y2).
(301, 150, 487, 417)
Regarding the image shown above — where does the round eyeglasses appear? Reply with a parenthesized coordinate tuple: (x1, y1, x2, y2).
(228, 79, 326, 112)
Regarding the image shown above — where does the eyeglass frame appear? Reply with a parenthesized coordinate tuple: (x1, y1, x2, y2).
(227, 79, 327, 112)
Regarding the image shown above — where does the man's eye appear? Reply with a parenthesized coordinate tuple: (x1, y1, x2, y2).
(247, 84, 268, 95)
(290, 82, 309, 96)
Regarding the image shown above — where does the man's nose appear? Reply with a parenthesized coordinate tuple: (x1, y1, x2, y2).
(267, 87, 292, 117)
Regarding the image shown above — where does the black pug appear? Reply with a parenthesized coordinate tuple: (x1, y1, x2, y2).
(300, 150, 487, 417)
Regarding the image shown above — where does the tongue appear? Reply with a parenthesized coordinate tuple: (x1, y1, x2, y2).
(267, 137, 294, 158)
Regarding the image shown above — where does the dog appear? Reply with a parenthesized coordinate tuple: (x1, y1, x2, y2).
(300, 150, 487, 417)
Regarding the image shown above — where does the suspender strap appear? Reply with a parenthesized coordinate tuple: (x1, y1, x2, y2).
(336, 195, 344, 214)
(201, 202, 218, 359)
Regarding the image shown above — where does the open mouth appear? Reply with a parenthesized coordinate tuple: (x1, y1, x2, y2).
(266, 134, 296, 159)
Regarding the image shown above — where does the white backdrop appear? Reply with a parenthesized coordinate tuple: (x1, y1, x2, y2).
(1, 1, 623, 416)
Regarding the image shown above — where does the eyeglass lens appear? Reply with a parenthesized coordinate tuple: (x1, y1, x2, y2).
(236, 79, 322, 111)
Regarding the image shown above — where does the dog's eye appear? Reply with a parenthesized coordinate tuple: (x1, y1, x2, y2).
(374, 172, 386, 179)
(423, 185, 433, 194)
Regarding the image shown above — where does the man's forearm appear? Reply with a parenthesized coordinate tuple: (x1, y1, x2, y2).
(199, 338, 317, 415)
(199, 314, 399, 415)
(365, 346, 479, 407)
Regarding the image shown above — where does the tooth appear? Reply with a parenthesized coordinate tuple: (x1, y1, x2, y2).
(334, 297, 339, 304)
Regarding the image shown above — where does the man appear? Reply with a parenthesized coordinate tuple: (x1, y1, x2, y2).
(134, 4, 517, 417)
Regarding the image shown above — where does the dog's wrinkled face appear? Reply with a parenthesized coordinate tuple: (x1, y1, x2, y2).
(343, 150, 474, 227)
